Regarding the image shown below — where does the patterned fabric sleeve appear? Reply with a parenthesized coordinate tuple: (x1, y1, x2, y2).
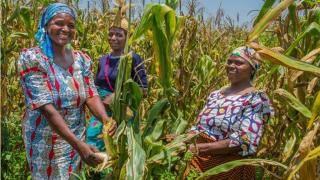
(229, 92, 273, 156)
(17, 48, 53, 110)
(79, 51, 98, 98)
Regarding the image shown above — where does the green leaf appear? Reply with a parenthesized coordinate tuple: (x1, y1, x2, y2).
(125, 79, 143, 111)
(281, 133, 296, 162)
(19, 6, 33, 37)
(248, 0, 294, 42)
(165, 10, 177, 43)
(274, 89, 312, 118)
(174, 119, 188, 134)
(143, 119, 165, 157)
(142, 98, 170, 137)
(114, 120, 126, 145)
(249, 43, 320, 76)
(253, 0, 276, 26)
(165, 0, 179, 10)
(196, 159, 288, 180)
(112, 52, 133, 123)
(147, 133, 196, 164)
(9, 32, 29, 38)
(130, 3, 177, 96)
(286, 22, 320, 55)
(129, 4, 154, 44)
(126, 127, 146, 180)
(145, 119, 165, 142)
(308, 90, 320, 129)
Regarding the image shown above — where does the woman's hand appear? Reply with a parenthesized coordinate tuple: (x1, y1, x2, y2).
(103, 116, 117, 136)
(86, 96, 117, 136)
(76, 141, 103, 167)
(102, 93, 114, 111)
(187, 144, 198, 154)
(40, 104, 104, 166)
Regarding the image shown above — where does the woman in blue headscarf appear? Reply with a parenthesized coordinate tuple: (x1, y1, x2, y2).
(17, 3, 116, 179)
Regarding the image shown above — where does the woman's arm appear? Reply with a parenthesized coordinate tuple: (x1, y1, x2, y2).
(85, 96, 116, 135)
(80, 52, 116, 135)
(101, 93, 114, 111)
(40, 104, 102, 166)
(189, 139, 242, 155)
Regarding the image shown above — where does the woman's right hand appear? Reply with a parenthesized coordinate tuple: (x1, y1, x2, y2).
(76, 141, 103, 167)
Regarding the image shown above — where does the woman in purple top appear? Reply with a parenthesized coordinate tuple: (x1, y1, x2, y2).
(86, 16, 148, 151)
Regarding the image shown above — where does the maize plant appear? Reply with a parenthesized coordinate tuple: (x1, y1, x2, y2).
(1, 0, 320, 179)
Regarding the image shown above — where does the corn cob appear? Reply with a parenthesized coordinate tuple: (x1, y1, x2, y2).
(102, 119, 117, 160)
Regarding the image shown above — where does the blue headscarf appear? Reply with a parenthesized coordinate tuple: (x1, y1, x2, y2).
(35, 3, 76, 59)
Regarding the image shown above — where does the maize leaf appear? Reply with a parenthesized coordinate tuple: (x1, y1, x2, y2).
(19, 6, 33, 37)
(147, 133, 196, 164)
(125, 79, 143, 111)
(129, 4, 154, 44)
(248, 0, 294, 42)
(249, 43, 320, 76)
(289, 48, 320, 82)
(114, 120, 126, 145)
(274, 88, 312, 118)
(142, 98, 170, 138)
(130, 3, 177, 95)
(282, 133, 297, 162)
(286, 22, 320, 55)
(126, 127, 146, 180)
(253, 0, 277, 26)
(307, 90, 320, 129)
(287, 140, 320, 179)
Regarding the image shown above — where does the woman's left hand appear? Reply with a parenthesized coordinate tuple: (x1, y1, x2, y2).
(108, 119, 117, 136)
(103, 116, 117, 136)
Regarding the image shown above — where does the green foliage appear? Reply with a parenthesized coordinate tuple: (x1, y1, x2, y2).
(1, 112, 31, 180)
(2, 0, 320, 179)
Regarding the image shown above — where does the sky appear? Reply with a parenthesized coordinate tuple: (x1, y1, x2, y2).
(80, 0, 265, 26)
(198, 0, 264, 25)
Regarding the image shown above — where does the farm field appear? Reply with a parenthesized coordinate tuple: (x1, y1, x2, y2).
(1, 0, 320, 179)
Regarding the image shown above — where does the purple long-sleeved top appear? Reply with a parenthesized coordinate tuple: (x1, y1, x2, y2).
(94, 53, 148, 92)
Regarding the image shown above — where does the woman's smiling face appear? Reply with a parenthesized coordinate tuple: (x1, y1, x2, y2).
(225, 56, 253, 84)
(46, 13, 76, 47)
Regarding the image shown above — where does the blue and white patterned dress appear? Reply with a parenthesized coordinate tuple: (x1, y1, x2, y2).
(18, 47, 98, 179)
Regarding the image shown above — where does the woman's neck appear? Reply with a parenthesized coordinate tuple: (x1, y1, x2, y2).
(110, 50, 124, 57)
(224, 81, 254, 96)
(52, 44, 68, 57)
(229, 81, 252, 91)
